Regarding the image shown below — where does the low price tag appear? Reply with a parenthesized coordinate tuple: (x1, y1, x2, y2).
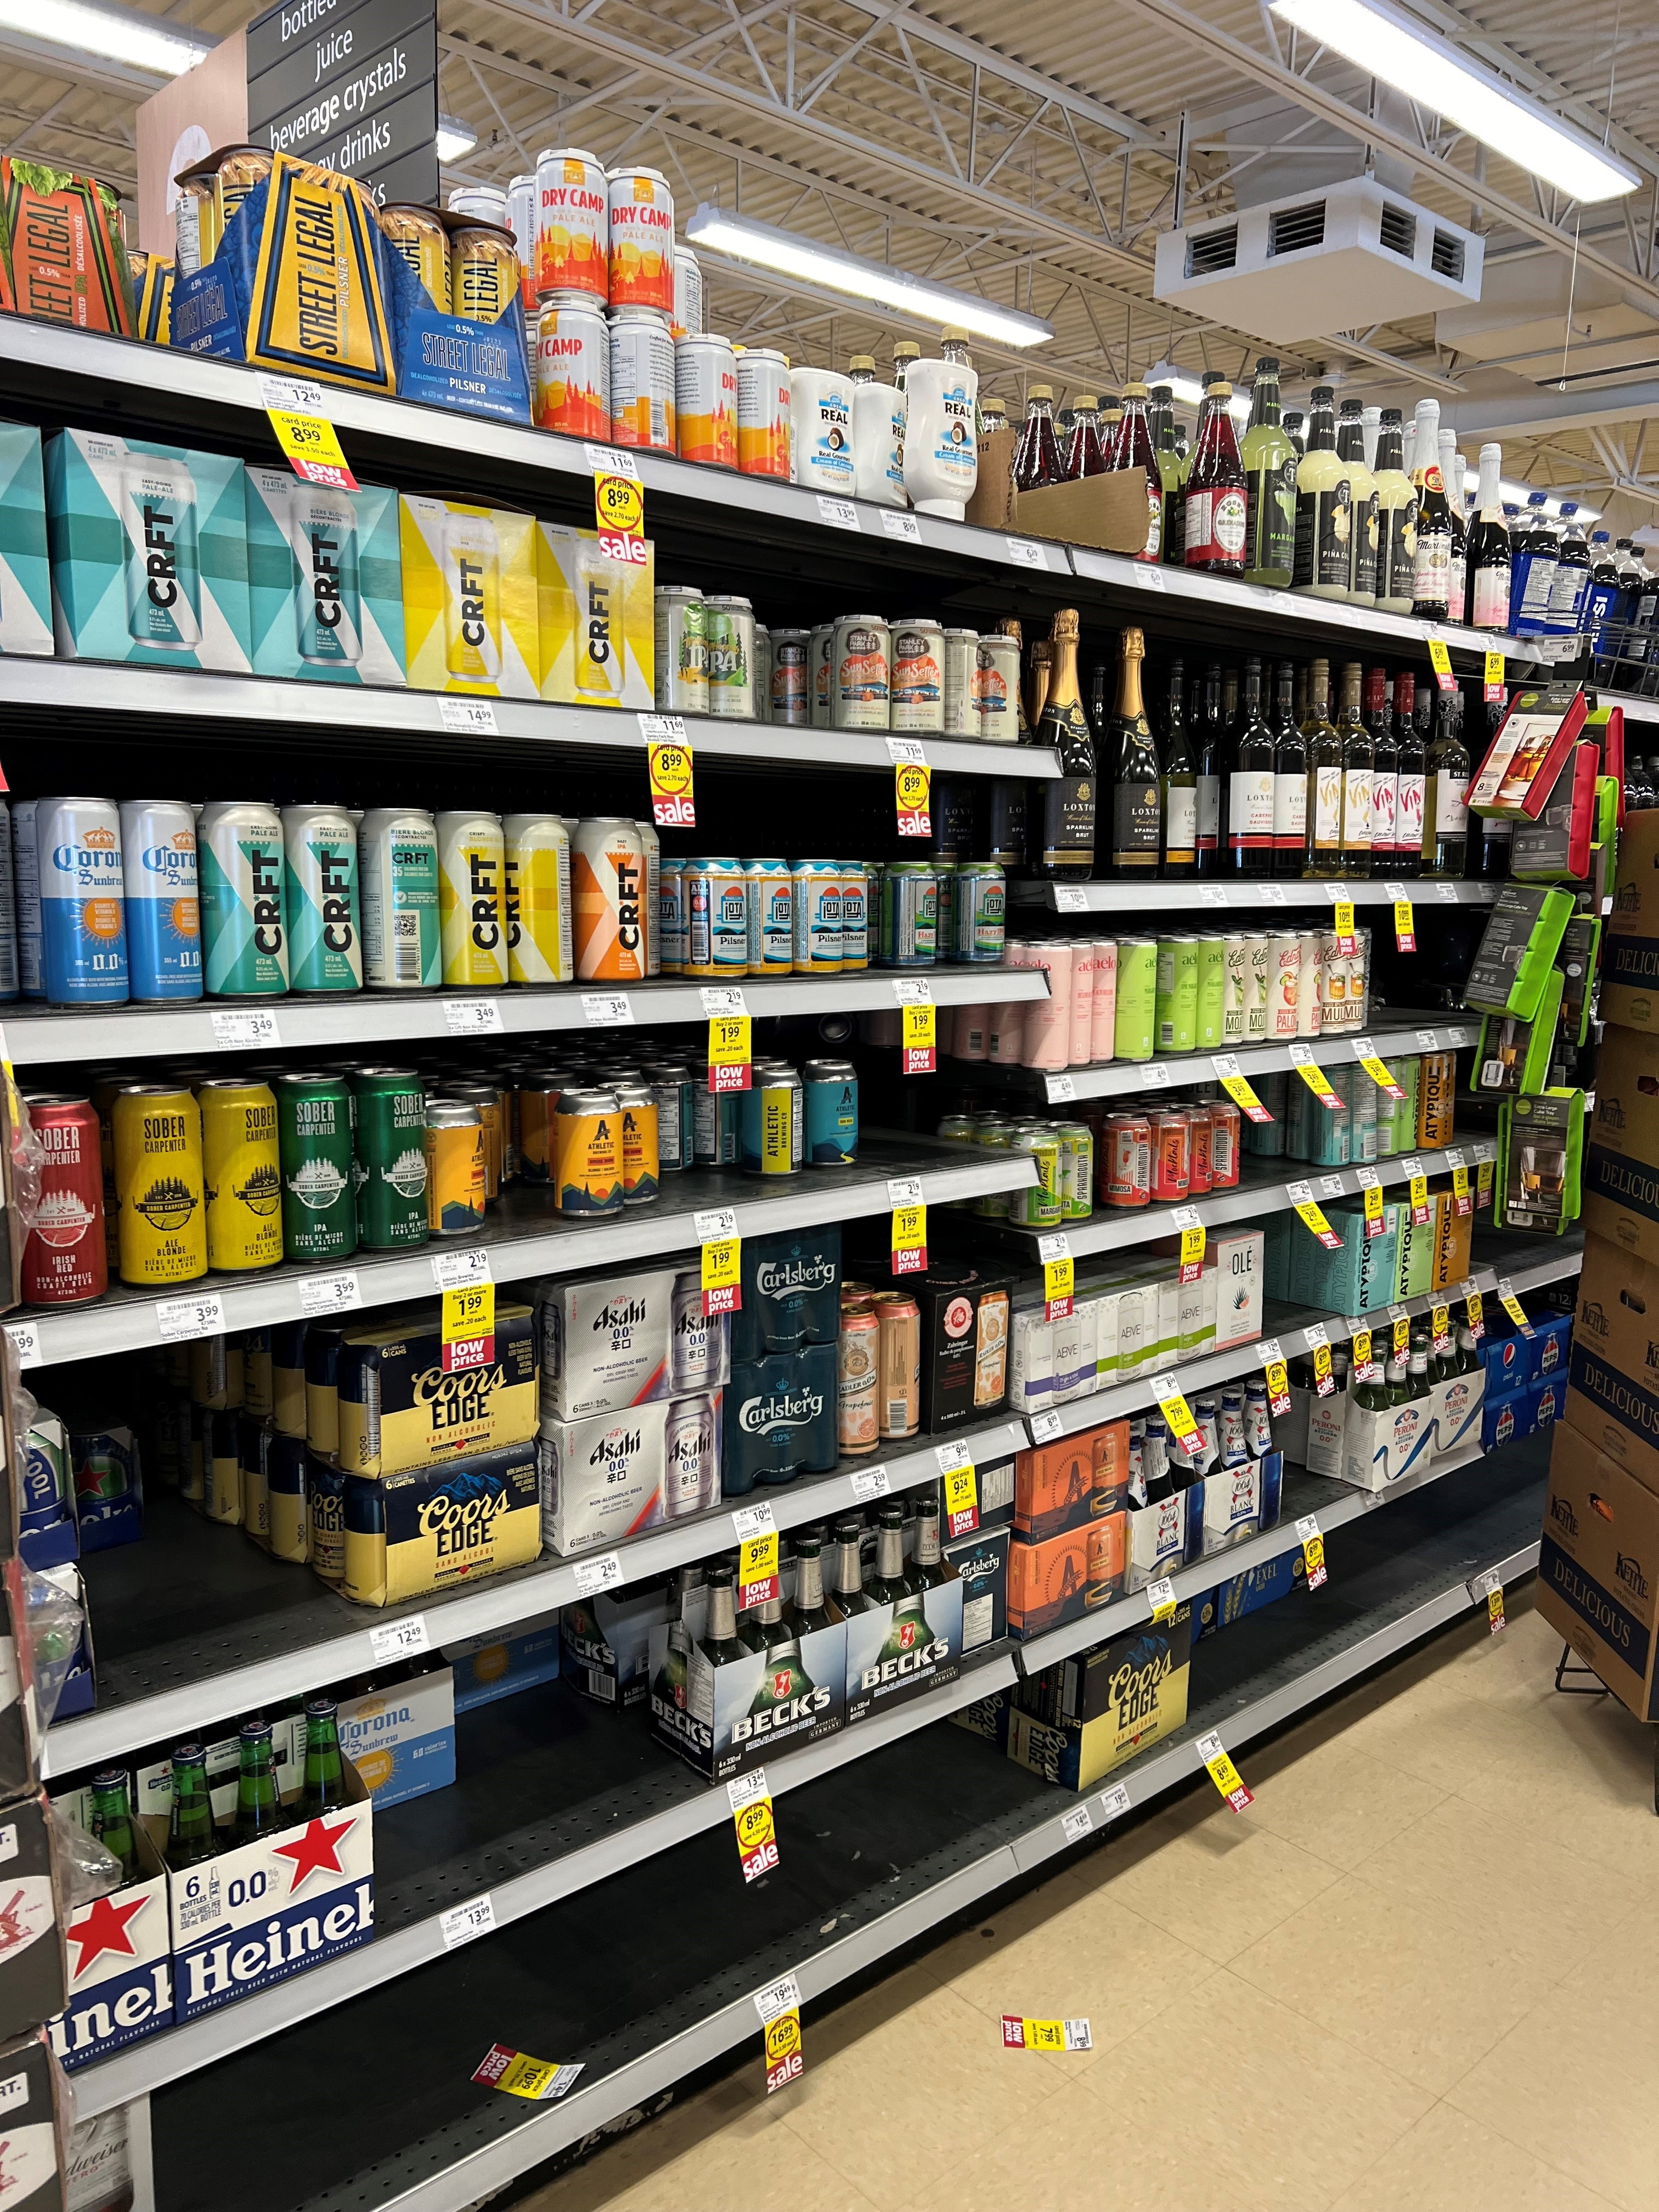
(1196, 1731, 1255, 1812)
(1402, 1159, 1431, 1227)
(738, 1530, 780, 1609)
(729, 1769, 779, 1883)
(1289, 1047, 1341, 1110)
(1150, 1372, 1206, 1460)
(1427, 635, 1455, 691)
(1000, 2016, 1093, 2052)
(1173, 1207, 1205, 1285)
(1359, 1169, 1384, 1236)
(1212, 1056, 1272, 1124)
(1391, 890, 1416, 954)
(473, 2046, 584, 2103)
(701, 1234, 741, 1317)
(1286, 1182, 1342, 1251)
(594, 467, 644, 539)
(754, 1974, 804, 2096)
(902, 1000, 937, 1076)
(647, 738, 696, 830)
(1333, 896, 1356, 955)
(261, 377, 358, 490)
(1255, 1338, 1290, 1416)
(1451, 1158, 1472, 1217)
(708, 1014, 752, 1093)
(894, 759, 931, 839)
(1466, 1289, 1485, 1339)
(889, 1176, 927, 1275)
(1147, 1576, 1178, 1625)
(442, 1282, 495, 1373)
(1042, 1254, 1074, 1321)
(1496, 1278, 1535, 1339)
(1483, 648, 1505, 705)
(1477, 1158, 1494, 1211)
(1295, 1513, 1328, 1592)
(938, 1443, 978, 1537)
(1355, 1041, 1407, 1102)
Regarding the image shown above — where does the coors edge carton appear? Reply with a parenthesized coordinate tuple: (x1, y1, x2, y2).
(335, 1303, 537, 1476)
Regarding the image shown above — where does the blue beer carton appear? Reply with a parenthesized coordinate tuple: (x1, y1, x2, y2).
(444, 1610, 561, 1713)
(1193, 1551, 1304, 1641)
(723, 1343, 838, 1493)
(1483, 1378, 1535, 1452)
(20, 1412, 76, 1570)
(337, 1669, 455, 1812)
(69, 1421, 142, 1553)
(731, 1226, 840, 1361)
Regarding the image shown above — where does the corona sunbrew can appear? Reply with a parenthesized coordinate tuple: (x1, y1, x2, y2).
(358, 807, 441, 990)
(112, 1084, 207, 1286)
(503, 814, 573, 984)
(276, 1072, 357, 1263)
(554, 1087, 624, 1216)
(351, 1068, 428, 1249)
(437, 809, 507, 989)
(38, 797, 129, 1005)
(199, 1077, 283, 1271)
(198, 800, 288, 997)
(424, 1099, 487, 1235)
(283, 803, 363, 994)
(119, 799, 201, 1001)
(19, 1092, 106, 1305)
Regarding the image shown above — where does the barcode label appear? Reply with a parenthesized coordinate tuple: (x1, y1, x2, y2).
(393, 913, 422, 983)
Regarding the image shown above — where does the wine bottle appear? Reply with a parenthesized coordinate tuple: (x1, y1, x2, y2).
(1421, 688, 1471, 876)
(1334, 662, 1372, 877)
(1031, 608, 1096, 879)
(1301, 658, 1343, 876)
(1195, 662, 1223, 874)
(1241, 356, 1296, 588)
(1013, 386, 1064, 490)
(1114, 380, 1163, 562)
(1293, 385, 1347, 599)
(1373, 408, 1417, 615)
(1465, 443, 1511, 630)
(1160, 658, 1196, 878)
(1365, 668, 1399, 879)
(1409, 400, 1453, 619)
(1225, 656, 1274, 876)
(1270, 659, 1306, 879)
(1064, 394, 1105, 480)
(1339, 399, 1378, 605)
(1438, 429, 1468, 624)
(1184, 382, 1248, 574)
(1151, 386, 1182, 565)
(1103, 626, 1162, 874)
(1283, 410, 1305, 458)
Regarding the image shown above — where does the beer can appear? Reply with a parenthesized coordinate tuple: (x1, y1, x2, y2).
(744, 859, 793, 974)
(607, 165, 673, 312)
(119, 799, 200, 1002)
(658, 859, 688, 975)
(1295, 929, 1324, 1036)
(307, 1453, 346, 1585)
(448, 183, 507, 224)
(614, 1080, 661, 1206)
(1150, 1108, 1192, 1201)
(608, 304, 675, 450)
(504, 814, 573, 985)
(180, 1403, 206, 1504)
(198, 799, 288, 997)
(351, 1068, 428, 1249)
(934, 863, 957, 968)
(952, 861, 1006, 964)
(636, 816, 660, 979)
(877, 1296, 921, 1440)
(243, 1327, 273, 1419)
(0, 797, 16, 1001)
(573, 816, 652, 983)
(1007, 1126, 1063, 1229)
(199, 1077, 283, 1271)
(943, 629, 979, 735)
(740, 1063, 804, 1176)
(877, 860, 936, 968)
(281, 803, 362, 995)
(684, 856, 748, 978)
(272, 1320, 307, 1437)
(1189, 1106, 1214, 1195)
(1105, 1109, 1152, 1207)
(1319, 931, 1347, 1029)
(514, 1075, 568, 1186)
(425, 1099, 487, 1234)
(804, 1058, 857, 1166)
(970, 1118, 1012, 1218)
(204, 1407, 241, 1525)
(735, 347, 790, 478)
(974, 631, 1020, 740)
(38, 797, 128, 1005)
(304, 1317, 349, 1459)
(647, 1065, 693, 1173)
(752, 624, 772, 720)
(436, 810, 507, 989)
(357, 806, 440, 990)
(1243, 933, 1271, 1041)
(692, 1080, 741, 1167)
(1154, 935, 1199, 1053)
(810, 625, 834, 727)
(791, 860, 843, 975)
(238, 1413, 270, 1545)
(534, 300, 609, 437)
(187, 1331, 242, 1412)
(20, 1093, 106, 1305)
(1417, 1048, 1457, 1147)
(112, 1084, 207, 1286)
(266, 1431, 307, 1561)
(769, 629, 810, 724)
(1113, 936, 1158, 1060)
(890, 619, 945, 732)
(1054, 1121, 1095, 1219)
(276, 1072, 356, 1262)
(704, 595, 755, 718)
(381, 204, 451, 310)
(838, 862, 869, 971)
(838, 1306, 879, 1455)
(450, 221, 519, 325)
(832, 613, 891, 730)
(1209, 1098, 1241, 1188)
(1269, 930, 1301, 1040)
(535, 146, 607, 302)
(675, 334, 737, 466)
(506, 174, 537, 307)
(653, 586, 707, 714)
(664, 1394, 716, 1516)
(448, 1082, 505, 1201)
(1221, 932, 1248, 1045)
(555, 1086, 624, 1216)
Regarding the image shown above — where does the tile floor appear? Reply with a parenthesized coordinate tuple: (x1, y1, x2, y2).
(521, 1591, 1658, 2212)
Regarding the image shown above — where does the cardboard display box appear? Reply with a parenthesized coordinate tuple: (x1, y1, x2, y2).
(1566, 1233, 1659, 1487)
(1585, 1022, 1659, 1267)
(0, 2028, 72, 2211)
(567, 1585, 671, 1709)
(46, 1813, 168, 2071)
(963, 425, 1155, 555)
(337, 1669, 455, 1812)
(444, 1609, 561, 1712)
(1537, 1420, 1659, 1719)
(1602, 807, 1659, 1033)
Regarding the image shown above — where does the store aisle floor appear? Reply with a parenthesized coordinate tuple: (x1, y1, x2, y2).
(521, 1592, 1659, 2212)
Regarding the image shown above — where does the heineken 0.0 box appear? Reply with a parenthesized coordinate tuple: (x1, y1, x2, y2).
(47, 1813, 170, 2071)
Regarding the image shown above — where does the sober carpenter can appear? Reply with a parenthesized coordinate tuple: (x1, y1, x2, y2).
(504, 814, 573, 984)
(120, 799, 201, 1001)
(281, 804, 362, 995)
(112, 1084, 207, 1286)
(555, 1086, 624, 1216)
(20, 1093, 106, 1305)
(357, 807, 441, 990)
(199, 1077, 283, 1271)
(351, 1068, 428, 1249)
(425, 1099, 487, 1234)
(39, 797, 128, 1006)
(653, 586, 707, 714)
(198, 799, 287, 997)
(803, 1059, 857, 1166)
(437, 810, 507, 989)
(276, 1073, 356, 1262)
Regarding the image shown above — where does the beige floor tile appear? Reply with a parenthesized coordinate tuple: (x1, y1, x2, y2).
(1328, 2098, 1617, 2212)
(1228, 1870, 1558, 2095)
(1235, 1738, 1448, 1870)
(1447, 2001, 1659, 2212)
(1454, 1688, 1659, 1886)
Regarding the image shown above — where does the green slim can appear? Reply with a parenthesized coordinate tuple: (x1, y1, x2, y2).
(1154, 935, 1200, 1054)
(1114, 936, 1158, 1061)
(276, 1072, 357, 1263)
(351, 1068, 429, 1250)
(1194, 933, 1227, 1052)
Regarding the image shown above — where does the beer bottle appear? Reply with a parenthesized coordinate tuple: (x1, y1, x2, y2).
(785, 1535, 834, 1635)
(1301, 659, 1343, 876)
(871, 1506, 918, 1602)
(743, 1637, 816, 1725)
(1292, 385, 1346, 598)
(1102, 626, 1163, 876)
(830, 1519, 873, 1618)
(91, 1768, 140, 1883)
(1407, 1333, 1433, 1401)
(698, 1563, 752, 1666)
(743, 1592, 793, 1655)
(1456, 1322, 1480, 1375)
(912, 1497, 951, 1590)
(166, 1742, 217, 1871)
(233, 1720, 284, 1844)
(301, 1697, 346, 1819)
(1352, 1348, 1389, 1413)
(1385, 1347, 1409, 1406)
(1030, 608, 1096, 879)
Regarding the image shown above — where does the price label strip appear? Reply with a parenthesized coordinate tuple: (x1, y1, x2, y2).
(211, 1006, 281, 1049)
(369, 1613, 429, 1663)
(1295, 1514, 1328, 1593)
(1354, 1042, 1407, 1102)
(1289, 1047, 1341, 1110)
(1043, 1252, 1074, 1322)
(1150, 1373, 1206, 1460)
(707, 1013, 752, 1093)
(729, 1770, 780, 1883)
(1000, 2016, 1093, 2052)
(1175, 1211, 1205, 1286)
(1431, 1301, 1452, 1355)
(1465, 1288, 1485, 1340)
(1451, 1160, 1472, 1217)
(895, 758, 932, 839)
(473, 2046, 584, 2103)
(701, 1232, 742, 1317)
(2, 1320, 40, 1372)
(1147, 1575, 1178, 1626)
(572, 1551, 623, 1600)
(890, 1196, 928, 1276)
(156, 1293, 226, 1344)
(1286, 1183, 1342, 1251)
(738, 1528, 780, 1610)
(1212, 1056, 1272, 1124)
(1496, 1278, 1535, 1339)
(1391, 889, 1416, 954)
(1477, 1157, 1494, 1211)
(939, 1446, 978, 1537)
(647, 737, 696, 830)
(1255, 1338, 1290, 1416)
(754, 1974, 804, 2096)
(441, 1280, 495, 1373)
(444, 998, 503, 1037)
(902, 999, 937, 1076)
(1196, 1731, 1255, 1813)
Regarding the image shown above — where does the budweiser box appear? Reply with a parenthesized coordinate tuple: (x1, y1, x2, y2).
(1584, 1022, 1659, 1267)
(1537, 1421, 1659, 1720)
(335, 1302, 537, 1476)
(1601, 806, 1659, 1033)
(1005, 1604, 1192, 1792)
(1566, 1233, 1659, 1487)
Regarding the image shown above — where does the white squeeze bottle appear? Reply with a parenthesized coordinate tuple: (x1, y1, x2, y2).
(789, 365, 856, 495)
(849, 354, 906, 507)
(902, 329, 979, 519)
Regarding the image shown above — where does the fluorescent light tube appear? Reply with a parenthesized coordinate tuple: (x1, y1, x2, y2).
(685, 204, 1053, 348)
(436, 115, 478, 162)
(0, 0, 210, 74)
(1271, 0, 1639, 204)
(1148, 368, 1250, 417)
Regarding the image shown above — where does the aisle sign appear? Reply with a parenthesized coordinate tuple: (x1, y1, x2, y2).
(1295, 1513, 1328, 1592)
(473, 2046, 584, 2102)
(441, 1281, 495, 1372)
(754, 1974, 804, 2095)
(707, 1014, 752, 1093)
(1001, 2016, 1093, 2052)
(729, 1769, 780, 1883)
(647, 733, 696, 829)
(1286, 1183, 1342, 1251)
(1149, 1373, 1205, 1460)
(1196, 1731, 1255, 1812)
(1212, 1056, 1272, 1123)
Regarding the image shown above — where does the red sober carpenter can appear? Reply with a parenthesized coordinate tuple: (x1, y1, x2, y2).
(1150, 1107, 1192, 1201)
(1104, 1110, 1152, 1209)
(21, 1092, 108, 1304)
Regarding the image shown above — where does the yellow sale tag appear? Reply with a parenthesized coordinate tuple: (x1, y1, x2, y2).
(1363, 1181, 1384, 1234)
(1334, 897, 1356, 950)
(1431, 1301, 1451, 1352)
(473, 2046, 583, 2101)
(708, 1014, 751, 1093)
(1294, 1061, 1341, 1110)
(1452, 1162, 1472, 1216)
(1393, 898, 1415, 953)
(1198, 1734, 1255, 1812)
(943, 1460, 978, 1537)
(267, 407, 357, 488)
(1499, 1287, 1529, 1330)
(1153, 1379, 1204, 1457)
(895, 760, 931, 837)
(902, 1000, 937, 1075)
(1043, 1254, 1074, 1318)
(648, 740, 696, 829)
(1393, 1313, 1411, 1357)
(1487, 1584, 1506, 1634)
(1427, 635, 1454, 689)
(1408, 1173, 1430, 1226)
(1359, 1053, 1406, 1102)
(1477, 1158, 1494, 1210)
(441, 1282, 495, 1373)
(733, 1793, 779, 1882)
(1218, 1071, 1271, 1122)
(1483, 648, 1505, 704)
(1352, 1327, 1373, 1375)
(1148, 1577, 1178, 1624)
(1265, 1358, 1290, 1413)
(1466, 1289, 1485, 1338)
(763, 2005, 803, 2095)
(1312, 1342, 1333, 1393)
(891, 1200, 928, 1275)
(1178, 1222, 1205, 1283)
(594, 470, 644, 536)
(702, 1235, 741, 1317)
(1300, 1528, 1327, 1590)
(739, 1530, 780, 1607)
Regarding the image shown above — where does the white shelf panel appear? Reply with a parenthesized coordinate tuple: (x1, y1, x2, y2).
(1012, 877, 1498, 915)
(1016, 1017, 1472, 1108)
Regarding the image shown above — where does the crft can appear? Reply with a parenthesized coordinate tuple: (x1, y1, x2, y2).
(199, 1077, 283, 1271)
(436, 810, 507, 989)
(198, 800, 287, 997)
(20, 1093, 106, 1305)
(120, 799, 200, 1001)
(503, 814, 573, 985)
(281, 803, 362, 995)
(572, 817, 648, 983)
(357, 807, 441, 990)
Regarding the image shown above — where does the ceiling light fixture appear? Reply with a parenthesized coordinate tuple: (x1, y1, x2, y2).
(1269, 0, 1639, 204)
(684, 204, 1053, 348)
(0, 0, 210, 75)
(436, 115, 478, 162)
(1147, 366, 1251, 419)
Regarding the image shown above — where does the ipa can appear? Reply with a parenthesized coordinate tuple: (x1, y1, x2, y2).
(572, 816, 647, 982)
(198, 800, 288, 997)
(436, 810, 507, 989)
(112, 1084, 207, 1286)
(275, 1072, 357, 1263)
(198, 1077, 283, 1271)
(351, 1068, 428, 1249)
(357, 807, 441, 990)
(281, 803, 363, 995)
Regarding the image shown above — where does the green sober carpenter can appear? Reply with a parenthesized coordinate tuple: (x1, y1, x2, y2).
(349, 1067, 428, 1249)
(276, 1071, 357, 1261)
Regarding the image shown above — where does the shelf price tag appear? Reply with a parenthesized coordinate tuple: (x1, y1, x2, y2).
(1147, 1575, 1178, 1625)
(473, 2045, 584, 2103)
(1465, 1288, 1485, 1340)
(1333, 896, 1357, 955)
(1295, 1514, 1328, 1592)
(729, 1769, 780, 1883)
(1098, 1780, 1132, 1822)
(443, 997, 503, 1037)
(439, 698, 499, 735)
(888, 738, 932, 838)
(1001, 2015, 1093, 2052)
(431, 1245, 490, 1292)
(1353, 1040, 1407, 1101)
(937, 1441, 978, 1537)
(647, 735, 696, 830)
(1254, 1338, 1290, 1415)
(1285, 1182, 1342, 1251)
(210, 1006, 281, 1050)
(594, 466, 644, 540)
(1477, 1158, 1494, 1211)
(753, 1973, 804, 2096)
(1495, 1277, 1535, 1339)
(155, 1292, 226, 1344)
(707, 1014, 752, 1093)
(1047, 1074, 1078, 1104)
(1483, 648, 1506, 705)
(1054, 885, 1090, 915)
(699, 1233, 742, 1317)
(1149, 1372, 1206, 1460)
(1028, 1410, 1065, 1446)
(1211, 1055, 1272, 1123)
(1451, 1160, 1472, 1216)
(301, 1271, 362, 1319)
(580, 991, 634, 1026)
(258, 376, 358, 489)
(1172, 1205, 1205, 1284)
(2, 1319, 40, 1371)
(1358, 1167, 1384, 1235)
(888, 1176, 927, 1275)
(1288, 1046, 1340, 1110)
(1401, 1158, 1431, 1227)
(1386, 884, 1416, 953)
(902, 1000, 937, 1075)
(571, 1551, 623, 1600)
(441, 1894, 496, 1949)
(817, 495, 860, 531)
(1469, 1566, 1506, 1634)
(1389, 1304, 1411, 1358)
(850, 1464, 890, 1504)
(1427, 634, 1455, 691)
(1351, 1327, 1375, 1381)
(881, 509, 921, 543)
(442, 1280, 495, 1373)
(737, 1530, 780, 1610)
(1431, 1302, 1452, 1355)
(370, 1613, 431, 1664)
(1196, 1731, 1254, 1812)
(1061, 1804, 1093, 1843)
(1037, 1230, 1072, 1320)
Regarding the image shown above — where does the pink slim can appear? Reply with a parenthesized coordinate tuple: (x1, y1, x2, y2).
(986, 941, 1031, 1065)
(952, 1004, 991, 1061)
(1068, 940, 1094, 1068)
(1089, 938, 1118, 1064)
(1022, 941, 1073, 1071)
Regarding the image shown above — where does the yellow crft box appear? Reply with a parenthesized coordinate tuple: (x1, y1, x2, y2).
(537, 521, 654, 708)
(399, 495, 541, 696)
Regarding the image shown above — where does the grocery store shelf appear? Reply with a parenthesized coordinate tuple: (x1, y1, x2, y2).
(964, 1017, 1472, 1108)
(1595, 684, 1659, 723)
(1012, 876, 1499, 915)
(8, 1135, 1030, 1370)
(4, 966, 1050, 1068)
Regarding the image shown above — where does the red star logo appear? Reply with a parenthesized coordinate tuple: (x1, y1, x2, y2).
(271, 1814, 355, 1895)
(66, 1890, 148, 1978)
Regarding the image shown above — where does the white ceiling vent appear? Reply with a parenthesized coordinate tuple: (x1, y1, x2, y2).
(1154, 174, 1483, 343)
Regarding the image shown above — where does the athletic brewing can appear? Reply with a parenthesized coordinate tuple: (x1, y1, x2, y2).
(199, 1077, 283, 1271)
(358, 808, 441, 990)
(199, 800, 287, 997)
(614, 1081, 661, 1205)
(437, 810, 507, 989)
(804, 1060, 857, 1166)
(740, 1063, 803, 1176)
(744, 859, 793, 973)
(281, 804, 362, 995)
(504, 814, 573, 984)
(120, 799, 201, 1001)
(39, 797, 128, 1005)
(112, 1084, 207, 1286)
(425, 1099, 486, 1234)
(555, 1087, 624, 1216)
(572, 817, 647, 982)
(276, 1072, 356, 1263)
(351, 1068, 428, 1249)
(20, 1093, 106, 1305)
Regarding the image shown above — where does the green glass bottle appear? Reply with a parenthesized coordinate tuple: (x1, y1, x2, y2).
(743, 1637, 816, 1726)
(1407, 1334, 1432, 1402)
(1385, 1349, 1409, 1407)
(871, 1507, 918, 1603)
(742, 1592, 793, 1655)
(697, 1564, 752, 1667)
(830, 1519, 874, 1618)
(166, 1742, 217, 1871)
(301, 1698, 346, 1819)
(783, 1536, 834, 1635)
(91, 1768, 139, 1883)
(1242, 356, 1296, 587)
(233, 1720, 284, 1844)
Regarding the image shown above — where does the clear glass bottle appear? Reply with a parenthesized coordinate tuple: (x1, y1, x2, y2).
(1409, 399, 1453, 619)
(1439, 428, 1468, 624)
(1241, 356, 1296, 588)
(1421, 689, 1471, 876)
(1271, 659, 1306, 878)
(1114, 380, 1163, 562)
(1339, 398, 1378, 605)
(1334, 661, 1372, 877)
(1064, 394, 1105, 481)
(1225, 656, 1275, 876)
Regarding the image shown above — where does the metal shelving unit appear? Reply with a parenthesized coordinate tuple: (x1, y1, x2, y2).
(1012, 877, 1500, 915)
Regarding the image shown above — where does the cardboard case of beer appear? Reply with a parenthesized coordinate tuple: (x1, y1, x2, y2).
(398, 496, 541, 698)
(43, 430, 252, 670)
(842, 1570, 964, 1729)
(243, 466, 407, 686)
(539, 1387, 722, 1556)
(1566, 1233, 1659, 1487)
(1600, 803, 1659, 1034)
(444, 1608, 561, 1712)
(342, 1440, 540, 1607)
(337, 1669, 455, 1810)
(0, 161, 130, 336)
(567, 1584, 671, 1708)
(943, 1521, 1012, 1654)
(0, 2028, 72, 2212)
(537, 521, 654, 709)
(335, 1302, 538, 1477)
(535, 1267, 686, 1423)
(670, 1616, 847, 1783)
(1585, 1020, 1659, 1267)
(1005, 1605, 1192, 1792)
(46, 1814, 168, 2071)
(1014, 1419, 1130, 1542)
(1537, 1420, 1659, 1720)
(0, 424, 51, 658)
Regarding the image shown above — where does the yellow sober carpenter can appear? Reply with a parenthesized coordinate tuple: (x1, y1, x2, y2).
(198, 1077, 283, 1272)
(112, 1085, 208, 1287)
(437, 809, 507, 988)
(425, 1099, 487, 1236)
(503, 814, 573, 984)
(554, 1086, 624, 1217)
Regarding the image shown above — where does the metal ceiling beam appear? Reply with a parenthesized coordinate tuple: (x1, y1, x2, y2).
(1446, 377, 1659, 442)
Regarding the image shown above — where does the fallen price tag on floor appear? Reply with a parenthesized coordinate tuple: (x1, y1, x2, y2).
(1295, 1514, 1328, 1592)
(473, 2046, 584, 2102)
(729, 1769, 780, 1883)
(1146, 1576, 1177, 1626)
(707, 1013, 752, 1092)
(1286, 1183, 1342, 1251)
(442, 1280, 495, 1372)
(1469, 1567, 1506, 1633)
(648, 736, 696, 829)
(754, 1974, 804, 2095)
(902, 999, 937, 1075)
(1001, 2015, 1093, 2052)
(1196, 1731, 1254, 1812)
